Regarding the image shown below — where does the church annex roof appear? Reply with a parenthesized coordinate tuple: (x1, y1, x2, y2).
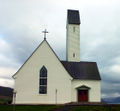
(67, 9, 80, 24)
(61, 61, 101, 80)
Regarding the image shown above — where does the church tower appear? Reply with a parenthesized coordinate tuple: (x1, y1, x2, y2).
(66, 9, 81, 62)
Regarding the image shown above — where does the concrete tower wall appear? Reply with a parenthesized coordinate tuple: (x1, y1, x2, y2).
(66, 24, 80, 62)
(66, 10, 80, 62)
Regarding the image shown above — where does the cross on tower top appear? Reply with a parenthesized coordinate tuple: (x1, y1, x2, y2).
(42, 29, 49, 40)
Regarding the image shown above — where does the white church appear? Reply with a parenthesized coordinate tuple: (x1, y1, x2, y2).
(12, 10, 101, 104)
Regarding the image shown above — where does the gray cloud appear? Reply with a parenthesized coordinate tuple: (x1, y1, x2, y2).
(101, 80, 120, 98)
(0, 0, 120, 98)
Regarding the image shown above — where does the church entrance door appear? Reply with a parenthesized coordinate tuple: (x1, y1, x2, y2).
(78, 90, 88, 102)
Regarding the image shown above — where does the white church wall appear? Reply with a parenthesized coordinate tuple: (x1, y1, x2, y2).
(71, 80, 101, 102)
(66, 24, 80, 62)
(13, 41, 72, 104)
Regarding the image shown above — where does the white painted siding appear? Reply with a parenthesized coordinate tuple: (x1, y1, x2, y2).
(13, 40, 72, 104)
(66, 24, 80, 62)
(71, 80, 101, 102)
(13, 40, 101, 104)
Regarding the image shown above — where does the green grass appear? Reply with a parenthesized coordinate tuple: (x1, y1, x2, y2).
(72, 105, 120, 111)
(0, 105, 60, 111)
(0, 105, 120, 111)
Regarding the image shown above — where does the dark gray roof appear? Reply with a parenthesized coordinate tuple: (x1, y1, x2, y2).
(61, 61, 101, 80)
(67, 9, 80, 24)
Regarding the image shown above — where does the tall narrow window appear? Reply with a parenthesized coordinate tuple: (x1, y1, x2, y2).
(73, 53, 75, 57)
(73, 27, 75, 32)
(39, 66, 47, 94)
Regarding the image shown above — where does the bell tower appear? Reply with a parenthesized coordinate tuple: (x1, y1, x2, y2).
(66, 9, 81, 62)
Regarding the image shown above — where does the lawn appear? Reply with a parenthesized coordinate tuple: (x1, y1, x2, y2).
(0, 105, 60, 111)
(72, 105, 120, 111)
(0, 105, 120, 111)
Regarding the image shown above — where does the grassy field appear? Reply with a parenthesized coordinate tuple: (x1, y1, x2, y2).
(0, 105, 120, 111)
(0, 105, 60, 111)
(72, 105, 120, 111)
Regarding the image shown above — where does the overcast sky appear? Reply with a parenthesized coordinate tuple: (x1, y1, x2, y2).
(0, 0, 120, 98)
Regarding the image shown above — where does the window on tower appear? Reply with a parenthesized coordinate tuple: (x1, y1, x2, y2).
(39, 66, 47, 94)
(73, 53, 75, 57)
(73, 27, 75, 32)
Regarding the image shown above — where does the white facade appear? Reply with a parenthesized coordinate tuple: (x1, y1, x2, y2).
(13, 40, 72, 104)
(13, 40, 101, 104)
(66, 23, 80, 62)
(71, 80, 101, 102)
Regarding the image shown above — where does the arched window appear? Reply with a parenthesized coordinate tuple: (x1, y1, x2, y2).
(39, 66, 47, 94)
